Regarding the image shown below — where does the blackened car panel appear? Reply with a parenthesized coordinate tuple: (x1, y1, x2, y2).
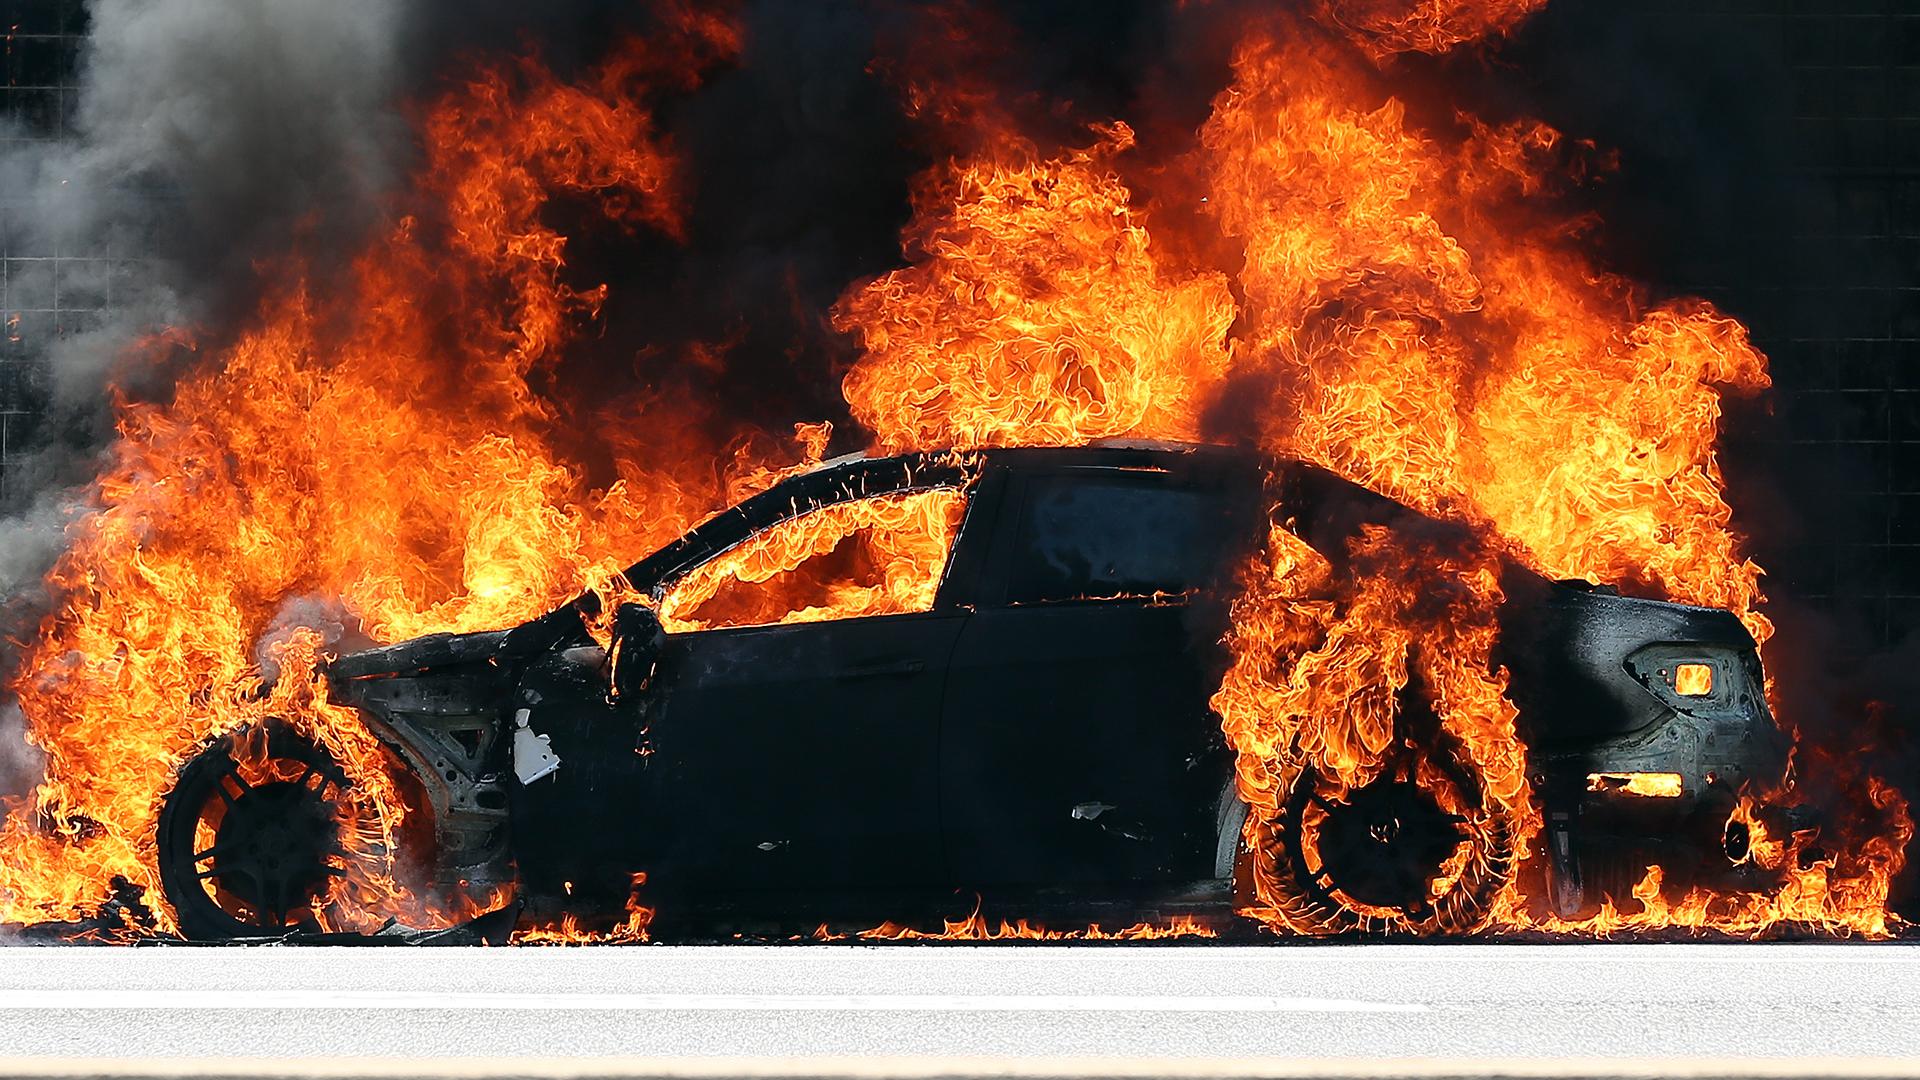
(306, 442, 1792, 938)
(647, 610, 966, 893)
(508, 644, 649, 905)
(942, 602, 1231, 886)
(1499, 577, 1760, 745)
(1006, 475, 1238, 603)
(941, 464, 1259, 888)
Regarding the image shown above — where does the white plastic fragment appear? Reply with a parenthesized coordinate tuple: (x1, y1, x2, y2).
(513, 706, 562, 784)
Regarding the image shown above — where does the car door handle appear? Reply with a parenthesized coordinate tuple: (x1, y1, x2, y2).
(841, 657, 926, 680)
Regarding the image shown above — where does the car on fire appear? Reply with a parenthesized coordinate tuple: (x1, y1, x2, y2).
(155, 441, 1788, 939)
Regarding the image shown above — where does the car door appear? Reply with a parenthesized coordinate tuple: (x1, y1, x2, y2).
(642, 486, 974, 895)
(940, 462, 1260, 887)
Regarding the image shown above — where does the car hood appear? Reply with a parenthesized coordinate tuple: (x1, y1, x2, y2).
(327, 629, 512, 681)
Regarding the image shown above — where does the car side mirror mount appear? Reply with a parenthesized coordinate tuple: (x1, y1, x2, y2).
(609, 601, 664, 702)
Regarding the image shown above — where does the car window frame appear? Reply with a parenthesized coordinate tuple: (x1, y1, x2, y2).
(646, 469, 992, 635)
(975, 463, 1245, 610)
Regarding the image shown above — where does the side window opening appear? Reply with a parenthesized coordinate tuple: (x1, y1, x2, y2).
(1005, 474, 1235, 605)
(659, 488, 968, 632)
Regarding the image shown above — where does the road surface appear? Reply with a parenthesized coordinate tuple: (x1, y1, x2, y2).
(0, 943, 1909, 1065)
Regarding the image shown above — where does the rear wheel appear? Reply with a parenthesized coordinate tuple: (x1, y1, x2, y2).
(156, 720, 351, 940)
(1250, 742, 1514, 936)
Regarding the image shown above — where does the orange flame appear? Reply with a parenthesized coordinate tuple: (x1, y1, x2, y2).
(1586, 773, 1685, 799)
(1, 0, 1908, 943)
(1510, 780, 1912, 938)
(1313, 0, 1549, 59)
(856, 904, 1217, 942)
(831, 7, 1906, 937)
(835, 122, 1234, 452)
(1198, 34, 1770, 637)
(0, 17, 750, 933)
(512, 874, 655, 945)
(659, 489, 968, 633)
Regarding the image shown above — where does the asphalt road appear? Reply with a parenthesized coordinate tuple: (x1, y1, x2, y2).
(0, 943, 1909, 1064)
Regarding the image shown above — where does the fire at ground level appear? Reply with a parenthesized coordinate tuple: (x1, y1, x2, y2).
(11, 878, 1920, 945)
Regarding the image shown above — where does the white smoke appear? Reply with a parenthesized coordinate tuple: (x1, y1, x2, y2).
(0, 0, 433, 790)
(0, 701, 47, 799)
(253, 593, 354, 685)
(0, 0, 423, 652)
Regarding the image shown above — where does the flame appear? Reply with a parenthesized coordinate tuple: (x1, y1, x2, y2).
(835, 122, 1234, 452)
(658, 489, 968, 633)
(1198, 34, 1770, 637)
(1587, 773, 1685, 799)
(856, 903, 1216, 942)
(1192, 15, 1889, 936)
(512, 874, 654, 945)
(512, 908, 656, 945)
(1673, 663, 1714, 697)
(832, 6, 1905, 937)
(0, 16, 751, 933)
(1213, 524, 1530, 935)
(1312, 0, 1549, 59)
(1198, 21, 1889, 937)
(1512, 782, 1911, 938)
(2, 0, 1909, 942)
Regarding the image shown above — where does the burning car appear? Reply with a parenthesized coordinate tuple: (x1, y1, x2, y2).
(153, 441, 1787, 940)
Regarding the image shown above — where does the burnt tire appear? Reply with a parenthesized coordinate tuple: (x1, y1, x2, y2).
(156, 719, 352, 941)
(1250, 744, 1514, 937)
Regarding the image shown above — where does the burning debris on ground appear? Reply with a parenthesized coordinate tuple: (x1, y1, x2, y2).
(0, 0, 1913, 945)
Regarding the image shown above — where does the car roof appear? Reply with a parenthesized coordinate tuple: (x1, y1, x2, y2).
(493, 442, 1280, 655)
(490, 439, 1556, 657)
(612, 443, 1258, 590)
(807, 438, 1253, 466)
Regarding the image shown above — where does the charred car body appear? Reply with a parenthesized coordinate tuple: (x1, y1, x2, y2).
(156, 442, 1787, 938)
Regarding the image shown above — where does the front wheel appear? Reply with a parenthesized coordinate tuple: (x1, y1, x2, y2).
(156, 720, 352, 940)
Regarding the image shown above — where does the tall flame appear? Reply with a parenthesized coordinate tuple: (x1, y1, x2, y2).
(831, 7, 1904, 936)
(1199, 35, 1770, 636)
(835, 122, 1235, 452)
(0, 14, 753, 932)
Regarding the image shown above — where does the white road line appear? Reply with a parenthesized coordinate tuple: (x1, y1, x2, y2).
(0, 990, 1423, 1014)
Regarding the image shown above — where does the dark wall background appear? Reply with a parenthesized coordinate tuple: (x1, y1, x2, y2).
(2, 0, 1915, 653)
(1504, 0, 1920, 653)
(0, 0, 88, 506)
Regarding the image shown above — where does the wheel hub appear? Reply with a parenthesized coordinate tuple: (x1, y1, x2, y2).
(1312, 776, 1466, 911)
(197, 763, 345, 929)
